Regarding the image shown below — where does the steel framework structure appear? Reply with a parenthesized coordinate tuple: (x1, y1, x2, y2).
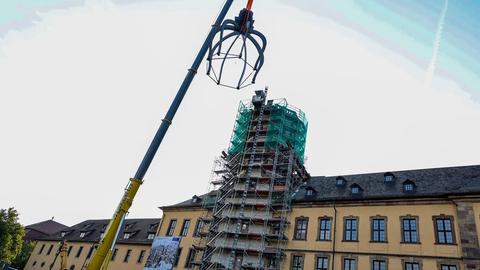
(193, 90, 309, 270)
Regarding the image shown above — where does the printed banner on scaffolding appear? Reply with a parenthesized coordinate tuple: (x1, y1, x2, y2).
(144, 236, 181, 270)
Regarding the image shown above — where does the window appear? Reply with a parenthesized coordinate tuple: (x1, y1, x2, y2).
(343, 258, 356, 270)
(123, 233, 131, 239)
(67, 246, 73, 256)
(86, 247, 94, 259)
(404, 262, 420, 270)
(174, 248, 182, 267)
(306, 189, 314, 196)
(344, 218, 358, 241)
(147, 233, 155, 240)
(111, 248, 118, 261)
(316, 256, 328, 270)
(75, 246, 83, 258)
(33, 261, 37, 266)
(435, 217, 455, 244)
(291, 255, 304, 270)
(318, 218, 331, 240)
(100, 233, 105, 239)
(80, 232, 86, 238)
(371, 218, 386, 242)
(69, 265, 75, 270)
(61, 230, 72, 237)
(336, 177, 346, 187)
(384, 173, 395, 183)
(41, 262, 45, 267)
(39, 244, 45, 254)
(194, 219, 204, 237)
(403, 180, 415, 193)
(351, 184, 362, 195)
(372, 260, 386, 270)
(180, 219, 191, 236)
(192, 195, 201, 203)
(166, 219, 177, 236)
(185, 248, 196, 268)
(47, 244, 54, 255)
(124, 249, 132, 263)
(306, 187, 316, 196)
(137, 250, 146, 263)
(441, 265, 457, 270)
(401, 217, 419, 243)
(294, 218, 308, 240)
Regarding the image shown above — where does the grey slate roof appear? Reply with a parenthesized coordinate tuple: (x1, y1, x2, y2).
(295, 165, 480, 202)
(163, 165, 480, 208)
(25, 220, 69, 241)
(42, 218, 160, 245)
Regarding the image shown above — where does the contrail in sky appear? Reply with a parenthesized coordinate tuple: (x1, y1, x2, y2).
(425, 0, 448, 87)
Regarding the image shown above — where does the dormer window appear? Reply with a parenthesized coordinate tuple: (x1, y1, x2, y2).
(305, 187, 316, 197)
(192, 195, 202, 204)
(149, 223, 159, 232)
(403, 180, 416, 193)
(336, 177, 346, 187)
(79, 232, 87, 238)
(350, 184, 362, 195)
(384, 172, 395, 183)
(124, 231, 137, 239)
(147, 233, 155, 240)
(124, 223, 135, 231)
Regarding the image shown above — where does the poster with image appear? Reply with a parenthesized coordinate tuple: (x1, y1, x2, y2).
(144, 236, 181, 270)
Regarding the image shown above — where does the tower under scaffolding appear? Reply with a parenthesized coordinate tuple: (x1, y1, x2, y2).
(193, 90, 309, 270)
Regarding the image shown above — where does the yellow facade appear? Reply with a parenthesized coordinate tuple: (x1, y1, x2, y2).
(25, 240, 151, 270)
(157, 209, 205, 269)
(158, 198, 480, 270)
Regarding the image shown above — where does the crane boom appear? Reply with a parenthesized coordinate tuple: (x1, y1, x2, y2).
(85, 1, 235, 269)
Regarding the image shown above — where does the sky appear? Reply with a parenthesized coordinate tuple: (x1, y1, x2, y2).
(1, 0, 480, 226)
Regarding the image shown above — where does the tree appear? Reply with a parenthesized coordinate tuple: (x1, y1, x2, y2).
(0, 208, 25, 264)
(11, 240, 34, 269)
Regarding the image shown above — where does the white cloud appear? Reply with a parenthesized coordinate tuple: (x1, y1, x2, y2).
(1, 0, 479, 225)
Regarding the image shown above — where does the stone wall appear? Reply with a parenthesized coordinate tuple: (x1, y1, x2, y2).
(456, 201, 480, 270)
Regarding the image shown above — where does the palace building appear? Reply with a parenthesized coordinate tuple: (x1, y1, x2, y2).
(25, 218, 160, 270)
(158, 164, 480, 270)
(155, 91, 480, 270)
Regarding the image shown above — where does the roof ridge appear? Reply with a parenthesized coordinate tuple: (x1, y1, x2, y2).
(322, 164, 480, 178)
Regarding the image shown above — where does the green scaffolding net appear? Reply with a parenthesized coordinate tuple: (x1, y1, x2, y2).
(228, 101, 253, 155)
(228, 99, 308, 164)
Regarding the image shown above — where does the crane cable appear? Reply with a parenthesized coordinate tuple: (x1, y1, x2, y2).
(246, 0, 254, 11)
(241, 0, 254, 32)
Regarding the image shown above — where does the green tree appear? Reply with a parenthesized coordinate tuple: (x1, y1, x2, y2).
(11, 240, 34, 269)
(0, 208, 25, 264)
